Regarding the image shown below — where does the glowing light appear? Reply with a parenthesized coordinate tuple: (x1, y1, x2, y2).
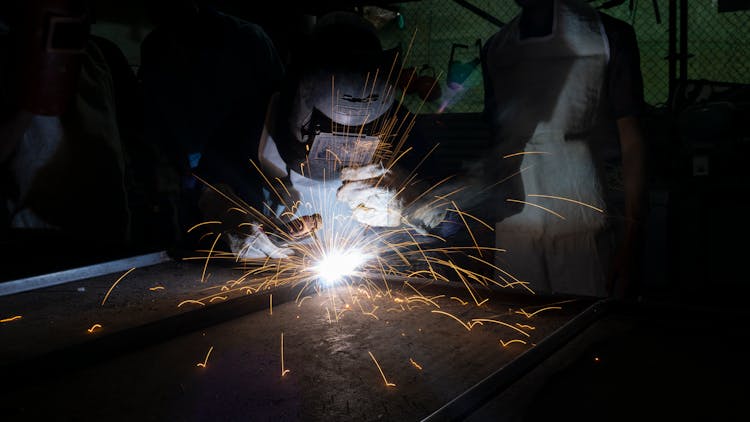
(470, 318, 530, 337)
(527, 194, 604, 213)
(101, 267, 135, 306)
(507, 198, 566, 220)
(500, 339, 527, 347)
(502, 151, 550, 159)
(368, 351, 396, 387)
(409, 358, 423, 370)
(313, 250, 369, 285)
(196, 346, 214, 368)
(201, 233, 222, 283)
(281, 332, 290, 377)
(0, 315, 22, 323)
(148, 286, 165, 291)
(431, 310, 471, 331)
(178, 300, 206, 308)
(514, 306, 563, 318)
(87, 324, 102, 333)
(187, 220, 222, 233)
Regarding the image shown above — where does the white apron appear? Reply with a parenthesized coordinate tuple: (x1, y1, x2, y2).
(484, 0, 621, 297)
(258, 131, 362, 247)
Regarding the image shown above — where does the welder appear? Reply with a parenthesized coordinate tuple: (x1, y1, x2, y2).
(1, 0, 134, 246)
(203, 11, 456, 259)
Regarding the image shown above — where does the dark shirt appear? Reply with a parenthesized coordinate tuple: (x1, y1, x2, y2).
(139, 8, 284, 206)
(600, 12, 646, 119)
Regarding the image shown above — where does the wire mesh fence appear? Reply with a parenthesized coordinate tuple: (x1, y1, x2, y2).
(686, 3, 750, 87)
(373, 0, 750, 113)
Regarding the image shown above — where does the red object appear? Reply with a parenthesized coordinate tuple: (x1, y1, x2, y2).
(397, 65, 441, 102)
(16, 0, 90, 116)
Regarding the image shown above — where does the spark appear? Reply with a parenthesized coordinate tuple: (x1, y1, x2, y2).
(0, 315, 22, 323)
(209, 296, 227, 302)
(500, 339, 527, 347)
(178, 300, 206, 308)
(431, 310, 471, 331)
(368, 351, 396, 387)
(358, 303, 380, 320)
(450, 297, 468, 305)
(506, 198, 566, 220)
(269, 294, 273, 315)
(527, 194, 604, 213)
(198, 232, 215, 242)
(101, 267, 136, 306)
(451, 200, 483, 257)
(409, 358, 423, 370)
(148, 286, 165, 291)
(187, 220, 222, 233)
(406, 296, 440, 308)
(196, 346, 214, 368)
(281, 332, 290, 377)
(502, 151, 550, 159)
(469, 318, 530, 337)
(201, 233, 222, 283)
(516, 323, 536, 330)
(515, 306, 563, 318)
(87, 324, 102, 333)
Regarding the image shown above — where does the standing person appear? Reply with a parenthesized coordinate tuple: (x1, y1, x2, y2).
(139, 0, 284, 256)
(481, 0, 648, 299)
(1, 0, 134, 249)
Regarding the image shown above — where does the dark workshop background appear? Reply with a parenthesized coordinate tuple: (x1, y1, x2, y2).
(6, 0, 750, 304)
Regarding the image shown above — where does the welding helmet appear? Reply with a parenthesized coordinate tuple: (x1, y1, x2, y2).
(273, 11, 399, 180)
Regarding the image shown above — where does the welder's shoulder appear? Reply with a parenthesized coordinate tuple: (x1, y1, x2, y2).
(482, 16, 518, 54)
(597, 12, 638, 48)
(217, 12, 271, 43)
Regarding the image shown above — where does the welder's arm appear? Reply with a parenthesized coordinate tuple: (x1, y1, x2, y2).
(198, 184, 295, 259)
(609, 115, 647, 298)
(337, 163, 468, 235)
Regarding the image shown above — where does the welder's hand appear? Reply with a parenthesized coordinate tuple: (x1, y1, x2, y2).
(337, 164, 403, 227)
(227, 224, 295, 259)
(286, 213, 323, 239)
(405, 201, 449, 234)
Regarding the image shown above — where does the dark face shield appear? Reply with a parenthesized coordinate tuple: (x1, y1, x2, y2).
(308, 70, 395, 127)
(304, 131, 381, 180)
(272, 10, 403, 181)
(290, 71, 396, 180)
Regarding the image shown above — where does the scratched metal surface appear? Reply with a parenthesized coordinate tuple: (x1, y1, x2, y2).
(0, 258, 261, 364)
(0, 264, 592, 421)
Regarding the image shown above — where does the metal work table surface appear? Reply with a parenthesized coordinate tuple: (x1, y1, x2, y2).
(0, 255, 597, 421)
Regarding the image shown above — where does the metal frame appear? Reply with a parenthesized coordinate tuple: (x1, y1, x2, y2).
(421, 298, 613, 421)
(0, 250, 172, 297)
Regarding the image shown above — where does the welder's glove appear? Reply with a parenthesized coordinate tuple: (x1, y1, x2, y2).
(336, 164, 403, 227)
(227, 223, 295, 259)
(404, 200, 449, 235)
